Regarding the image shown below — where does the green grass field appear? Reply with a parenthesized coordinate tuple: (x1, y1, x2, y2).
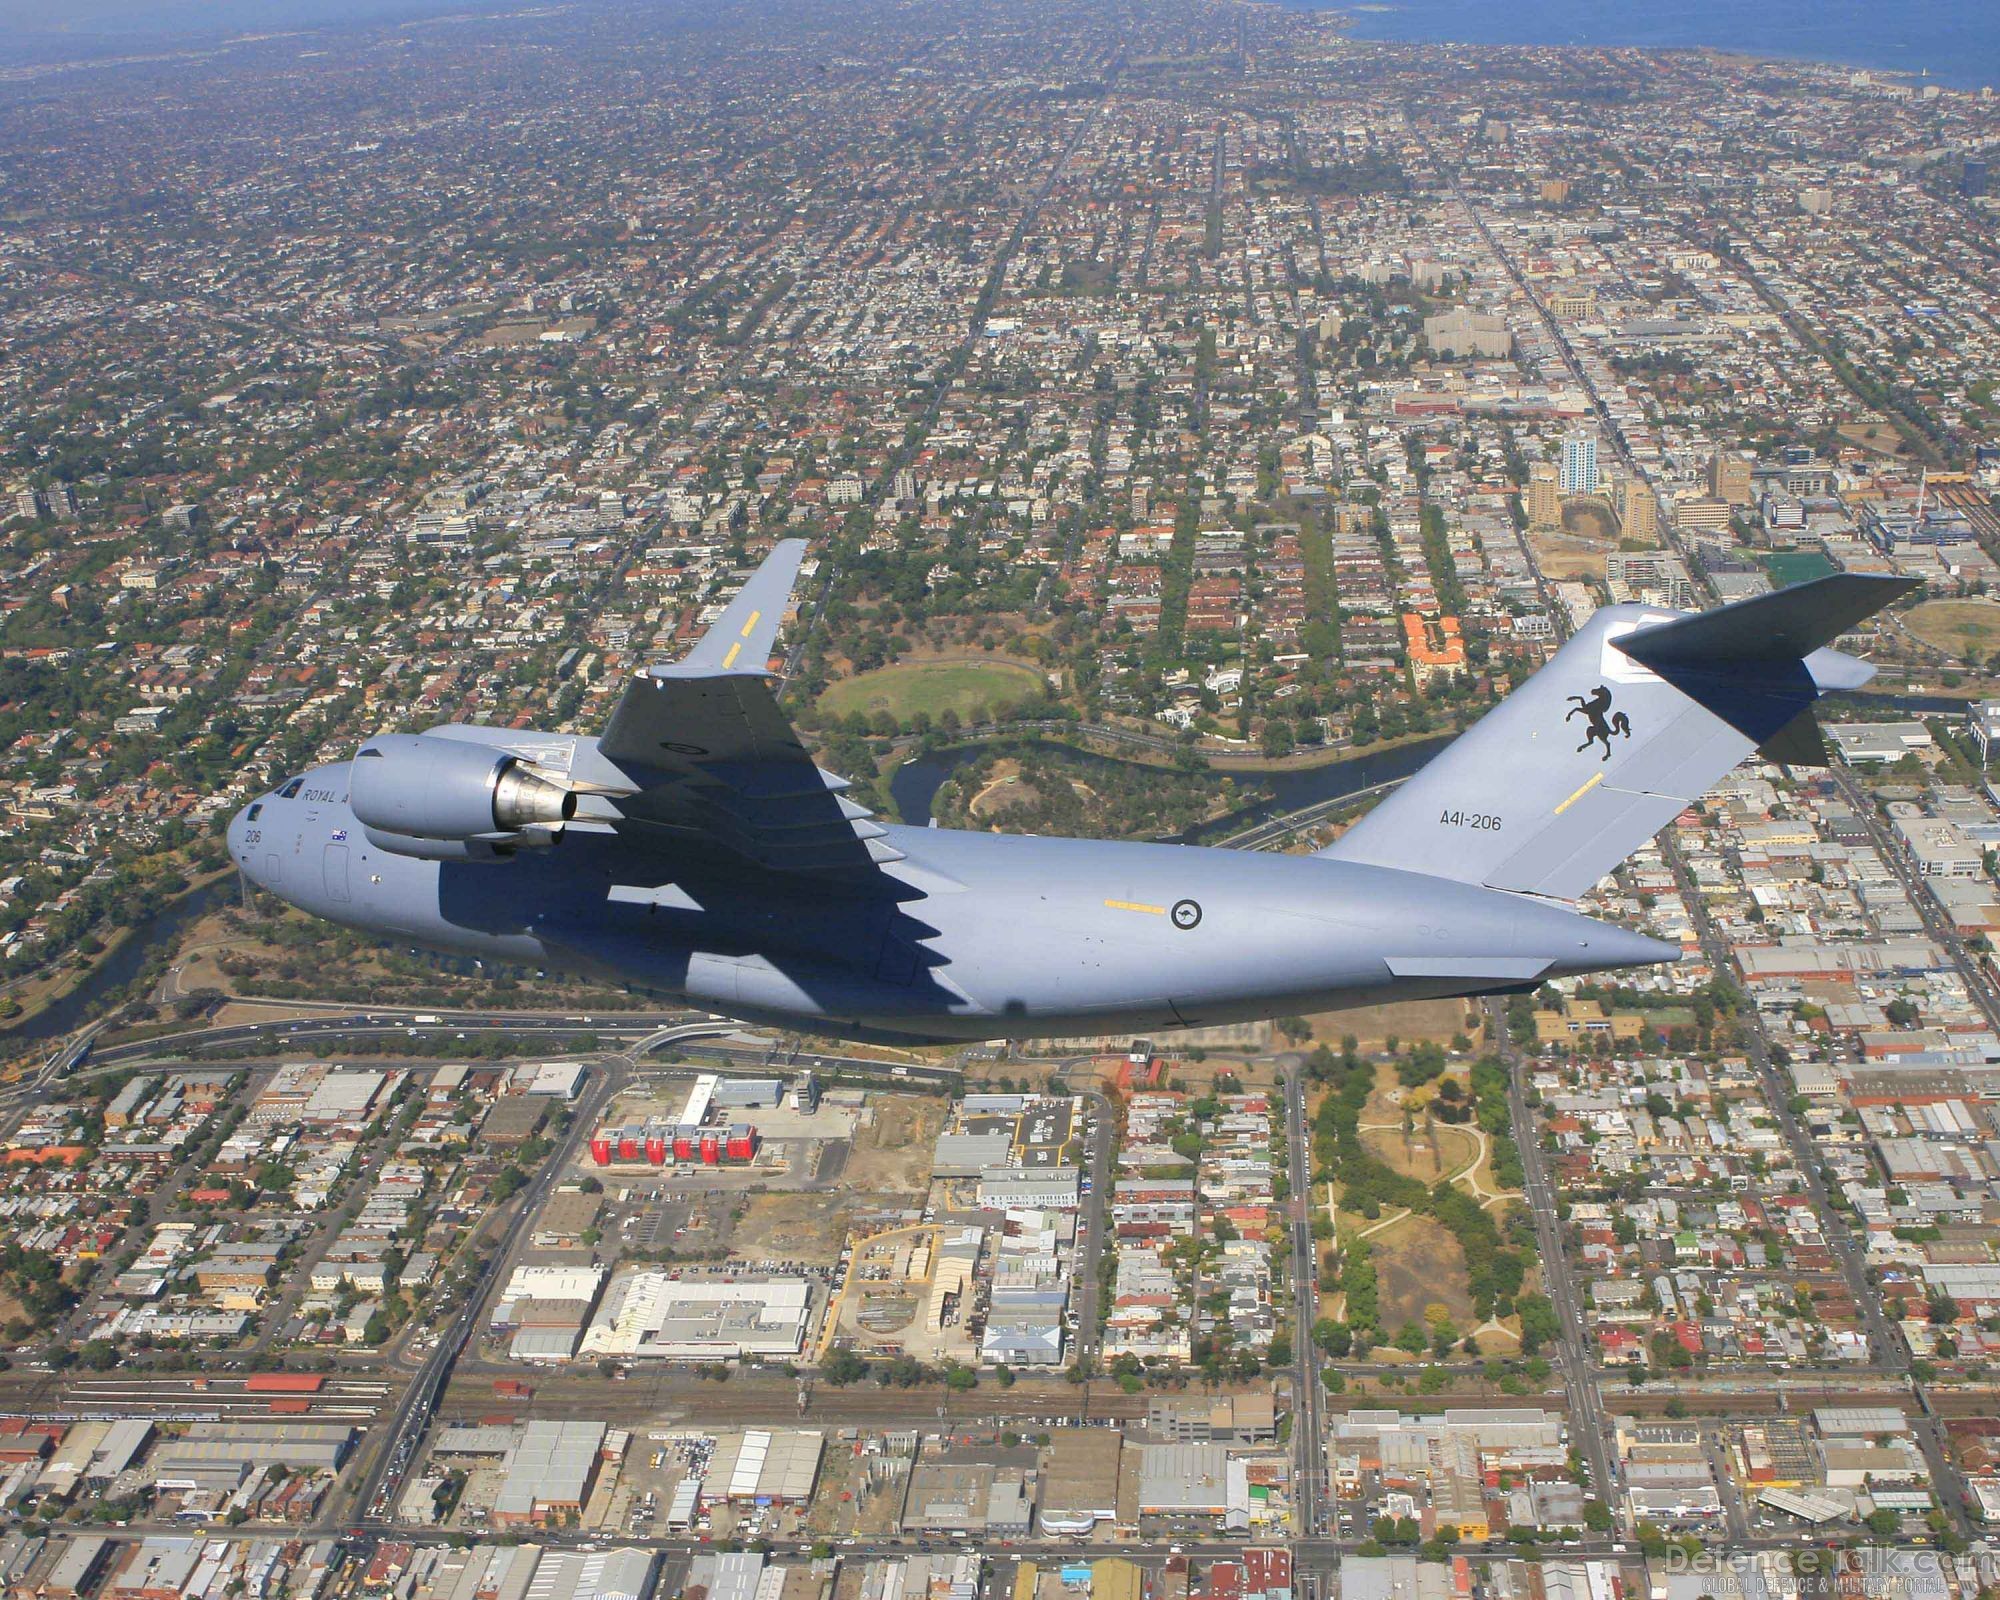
(1757, 551, 1837, 587)
(819, 658, 1046, 725)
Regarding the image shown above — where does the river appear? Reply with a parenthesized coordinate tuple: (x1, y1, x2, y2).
(0, 877, 234, 1046)
(888, 684, 1967, 840)
(889, 733, 1453, 841)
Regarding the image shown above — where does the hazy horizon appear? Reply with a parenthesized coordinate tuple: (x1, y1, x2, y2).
(0, 0, 520, 59)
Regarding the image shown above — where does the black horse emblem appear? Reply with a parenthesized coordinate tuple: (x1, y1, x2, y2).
(1566, 684, 1632, 762)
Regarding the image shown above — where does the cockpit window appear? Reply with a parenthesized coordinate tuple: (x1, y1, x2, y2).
(357, 747, 383, 758)
(278, 779, 304, 799)
(246, 804, 262, 822)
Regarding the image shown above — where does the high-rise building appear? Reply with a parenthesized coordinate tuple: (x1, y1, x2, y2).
(1559, 433, 1598, 498)
(1617, 478, 1658, 543)
(1965, 158, 1989, 198)
(1708, 449, 1754, 507)
(1527, 461, 1562, 531)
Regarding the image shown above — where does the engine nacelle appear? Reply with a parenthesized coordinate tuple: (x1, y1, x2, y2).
(349, 733, 575, 846)
(359, 828, 517, 863)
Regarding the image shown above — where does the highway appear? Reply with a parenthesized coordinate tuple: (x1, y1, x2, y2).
(78, 1012, 963, 1092)
(1215, 777, 1409, 853)
(342, 1060, 618, 1531)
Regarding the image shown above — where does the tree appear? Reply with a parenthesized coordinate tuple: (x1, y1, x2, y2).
(820, 1349, 867, 1386)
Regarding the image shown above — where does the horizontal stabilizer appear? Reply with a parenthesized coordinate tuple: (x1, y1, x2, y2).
(1616, 573, 1919, 668)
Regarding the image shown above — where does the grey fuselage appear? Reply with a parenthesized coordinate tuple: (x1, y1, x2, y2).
(227, 760, 1669, 1044)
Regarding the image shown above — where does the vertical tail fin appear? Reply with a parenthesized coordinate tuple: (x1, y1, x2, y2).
(1320, 575, 1917, 902)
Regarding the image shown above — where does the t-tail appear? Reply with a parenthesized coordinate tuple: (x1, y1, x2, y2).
(1322, 574, 1919, 901)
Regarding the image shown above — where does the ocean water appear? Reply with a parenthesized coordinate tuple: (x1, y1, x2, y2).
(1308, 0, 2000, 91)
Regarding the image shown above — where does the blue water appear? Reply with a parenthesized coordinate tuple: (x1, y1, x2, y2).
(1313, 0, 2000, 91)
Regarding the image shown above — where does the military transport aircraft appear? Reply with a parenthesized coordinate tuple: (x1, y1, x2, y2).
(226, 543, 1913, 1043)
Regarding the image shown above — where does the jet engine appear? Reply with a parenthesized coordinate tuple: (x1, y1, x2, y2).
(350, 733, 575, 859)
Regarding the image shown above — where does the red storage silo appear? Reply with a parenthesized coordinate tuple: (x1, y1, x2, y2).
(589, 1132, 612, 1166)
(699, 1132, 720, 1164)
(672, 1130, 694, 1162)
(617, 1129, 640, 1162)
(645, 1129, 667, 1165)
(726, 1125, 755, 1161)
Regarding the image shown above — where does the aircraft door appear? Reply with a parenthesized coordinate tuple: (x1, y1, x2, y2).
(323, 844, 351, 904)
(263, 853, 283, 887)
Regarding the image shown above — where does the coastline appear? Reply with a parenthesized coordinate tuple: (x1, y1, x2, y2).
(1287, 0, 2000, 94)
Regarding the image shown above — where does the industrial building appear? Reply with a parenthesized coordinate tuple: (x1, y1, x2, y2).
(148, 1422, 355, 1492)
(397, 1542, 655, 1600)
(1136, 1442, 1233, 1520)
(490, 1264, 607, 1363)
(578, 1272, 813, 1360)
(588, 1074, 759, 1168)
(492, 1421, 606, 1528)
(705, 1429, 824, 1504)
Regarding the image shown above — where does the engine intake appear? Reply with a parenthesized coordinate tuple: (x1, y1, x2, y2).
(350, 733, 576, 845)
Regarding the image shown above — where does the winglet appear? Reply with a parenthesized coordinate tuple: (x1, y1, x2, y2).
(673, 539, 810, 675)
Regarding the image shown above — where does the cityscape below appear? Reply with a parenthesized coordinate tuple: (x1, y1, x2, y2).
(2, 3, 2000, 1600)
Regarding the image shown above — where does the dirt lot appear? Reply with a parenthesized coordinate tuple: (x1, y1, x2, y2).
(1370, 1213, 1475, 1333)
(1305, 999, 1479, 1052)
(839, 1094, 946, 1193)
(727, 1192, 864, 1269)
(1561, 501, 1619, 542)
(1903, 599, 2000, 662)
(1838, 419, 1912, 458)
(1527, 528, 1614, 581)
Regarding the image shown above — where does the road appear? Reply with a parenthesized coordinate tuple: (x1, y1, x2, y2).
(1659, 837, 1973, 1537)
(1052, 1081, 1115, 1368)
(1216, 777, 1410, 853)
(1827, 762, 2000, 1033)
(79, 1013, 962, 1091)
(1489, 1000, 1619, 1516)
(1283, 1065, 1326, 1538)
(342, 1061, 618, 1530)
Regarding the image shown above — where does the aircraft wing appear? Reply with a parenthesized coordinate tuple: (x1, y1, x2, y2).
(593, 541, 907, 879)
